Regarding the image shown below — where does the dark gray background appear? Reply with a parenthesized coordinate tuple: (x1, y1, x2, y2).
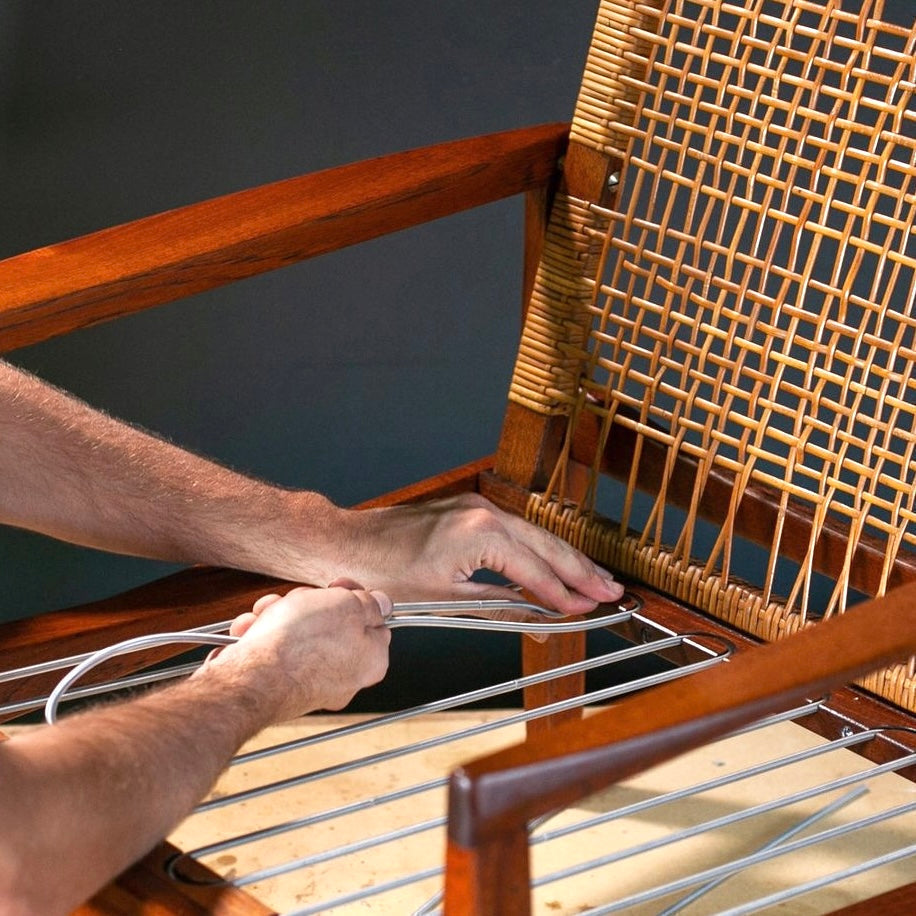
(0, 2, 598, 625)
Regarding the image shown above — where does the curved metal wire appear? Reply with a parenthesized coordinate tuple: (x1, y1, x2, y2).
(42, 597, 632, 724)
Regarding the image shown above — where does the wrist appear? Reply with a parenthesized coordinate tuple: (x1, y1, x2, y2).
(200, 486, 347, 585)
(189, 649, 289, 735)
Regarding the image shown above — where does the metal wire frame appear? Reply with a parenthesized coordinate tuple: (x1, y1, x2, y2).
(2, 598, 913, 913)
(167, 694, 914, 915)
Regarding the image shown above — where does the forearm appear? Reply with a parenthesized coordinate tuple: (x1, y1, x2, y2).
(0, 664, 279, 915)
(0, 360, 340, 581)
(0, 584, 391, 914)
(0, 361, 625, 610)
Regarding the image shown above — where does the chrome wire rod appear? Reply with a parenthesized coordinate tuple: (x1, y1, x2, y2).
(0, 661, 207, 720)
(387, 601, 634, 635)
(285, 865, 444, 916)
(170, 635, 726, 874)
(235, 815, 446, 887)
(170, 637, 731, 885)
(227, 629, 708, 767)
(656, 786, 869, 916)
(532, 755, 916, 893)
(35, 597, 636, 724)
(191, 645, 730, 815)
(5, 599, 567, 688)
(169, 777, 448, 875)
(713, 843, 916, 916)
(409, 732, 891, 916)
(529, 726, 895, 847)
(555, 800, 916, 914)
(44, 631, 237, 724)
(0, 619, 232, 685)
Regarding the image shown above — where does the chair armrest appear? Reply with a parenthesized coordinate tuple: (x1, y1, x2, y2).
(444, 581, 916, 915)
(0, 123, 568, 352)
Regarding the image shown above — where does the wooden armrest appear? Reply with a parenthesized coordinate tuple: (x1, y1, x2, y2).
(444, 581, 916, 915)
(0, 123, 568, 352)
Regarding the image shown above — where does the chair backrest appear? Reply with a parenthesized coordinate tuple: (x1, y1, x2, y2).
(495, 0, 916, 711)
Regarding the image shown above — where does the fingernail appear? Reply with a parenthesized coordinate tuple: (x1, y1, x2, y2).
(371, 590, 394, 619)
(597, 568, 624, 597)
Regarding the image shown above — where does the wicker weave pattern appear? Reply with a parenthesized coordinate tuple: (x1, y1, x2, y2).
(514, 0, 916, 710)
(509, 193, 609, 411)
(570, 0, 658, 157)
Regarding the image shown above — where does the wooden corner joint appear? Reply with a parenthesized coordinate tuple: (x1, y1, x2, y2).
(561, 140, 623, 205)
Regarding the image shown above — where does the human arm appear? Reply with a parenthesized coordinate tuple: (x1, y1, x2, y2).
(0, 583, 391, 916)
(0, 359, 622, 611)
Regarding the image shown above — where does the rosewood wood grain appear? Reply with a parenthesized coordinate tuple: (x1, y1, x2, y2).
(522, 186, 550, 319)
(443, 828, 529, 916)
(520, 630, 586, 738)
(0, 124, 567, 353)
(444, 581, 916, 914)
(493, 404, 569, 493)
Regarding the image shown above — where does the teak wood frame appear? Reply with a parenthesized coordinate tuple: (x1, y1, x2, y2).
(1, 120, 913, 916)
(2, 0, 916, 910)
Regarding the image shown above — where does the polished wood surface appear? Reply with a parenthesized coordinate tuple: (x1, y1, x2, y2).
(0, 123, 567, 352)
(444, 582, 916, 914)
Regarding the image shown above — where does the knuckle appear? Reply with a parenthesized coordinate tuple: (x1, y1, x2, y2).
(453, 491, 491, 511)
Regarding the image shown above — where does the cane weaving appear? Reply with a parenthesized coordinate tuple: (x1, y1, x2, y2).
(510, 0, 916, 710)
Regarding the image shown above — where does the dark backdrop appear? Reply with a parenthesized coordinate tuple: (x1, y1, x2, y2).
(0, 2, 597, 632)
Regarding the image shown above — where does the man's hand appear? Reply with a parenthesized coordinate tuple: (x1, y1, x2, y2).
(320, 493, 624, 614)
(0, 361, 621, 614)
(0, 583, 392, 914)
(206, 581, 392, 722)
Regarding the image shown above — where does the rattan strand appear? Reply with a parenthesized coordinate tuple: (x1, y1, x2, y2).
(570, 0, 660, 158)
(508, 0, 916, 710)
(527, 492, 916, 712)
(508, 193, 610, 412)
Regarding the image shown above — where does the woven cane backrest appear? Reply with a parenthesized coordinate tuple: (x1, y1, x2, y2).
(508, 0, 916, 710)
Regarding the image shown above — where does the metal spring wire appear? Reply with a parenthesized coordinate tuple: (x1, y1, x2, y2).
(166, 631, 734, 883)
(38, 598, 642, 725)
(270, 719, 916, 916)
(28, 598, 912, 913)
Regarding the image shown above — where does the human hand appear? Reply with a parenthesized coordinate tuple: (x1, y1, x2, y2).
(210, 581, 392, 722)
(327, 493, 624, 614)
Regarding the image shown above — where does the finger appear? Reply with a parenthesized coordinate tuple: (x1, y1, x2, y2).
(482, 538, 607, 615)
(252, 593, 284, 615)
(229, 611, 260, 637)
(369, 588, 394, 621)
(347, 587, 393, 628)
(328, 577, 366, 591)
(501, 517, 625, 606)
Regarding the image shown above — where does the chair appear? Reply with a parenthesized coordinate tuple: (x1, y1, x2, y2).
(1, 0, 914, 912)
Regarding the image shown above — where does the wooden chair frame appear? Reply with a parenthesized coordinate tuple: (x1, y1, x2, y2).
(1, 1, 915, 912)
